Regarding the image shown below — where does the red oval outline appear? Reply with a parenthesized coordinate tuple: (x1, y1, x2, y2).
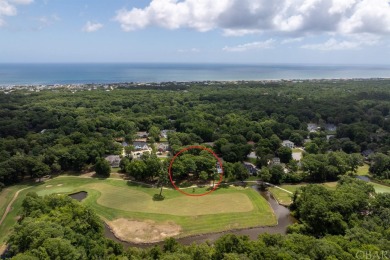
(168, 145, 224, 197)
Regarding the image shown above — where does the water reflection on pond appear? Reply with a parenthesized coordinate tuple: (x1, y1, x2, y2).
(68, 191, 88, 201)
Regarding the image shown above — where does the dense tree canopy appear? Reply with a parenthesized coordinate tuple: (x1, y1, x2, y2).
(1, 80, 390, 187)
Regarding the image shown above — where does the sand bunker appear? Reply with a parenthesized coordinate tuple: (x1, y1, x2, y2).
(45, 185, 52, 188)
(107, 218, 181, 243)
(57, 184, 63, 186)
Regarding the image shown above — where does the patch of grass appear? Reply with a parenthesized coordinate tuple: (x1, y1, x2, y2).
(370, 182, 390, 193)
(110, 168, 121, 173)
(356, 164, 370, 176)
(322, 182, 338, 190)
(245, 176, 259, 181)
(0, 176, 277, 242)
(269, 182, 337, 206)
(246, 158, 257, 164)
(268, 187, 293, 206)
(0, 184, 32, 244)
(90, 183, 254, 216)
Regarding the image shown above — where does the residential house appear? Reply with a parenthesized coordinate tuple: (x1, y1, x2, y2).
(282, 140, 295, 149)
(136, 131, 149, 139)
(121, 141, 129, 147)
(325, 124, 337, 132)
(307, 123, 320, 133)
(133, 141, 150, 151)
(326, 135, 335, 141)
(362, 149, 374, 159)
(243, 162, 258, 175)
(157, 143, 169, 152)
(203, 142, 215, 147)
(216, 162, 223, 174)
(105, 155, 121, 168)
(268, 157, 281, 166)
(247, 141, 255, 146)
(160, 129, 175, 139)
(247, 152, 257, 159)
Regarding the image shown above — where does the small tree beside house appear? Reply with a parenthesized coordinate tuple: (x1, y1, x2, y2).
(95, 158, 111, 177)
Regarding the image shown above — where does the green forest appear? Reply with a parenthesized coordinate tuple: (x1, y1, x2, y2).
(1, 80, 390, 185)
(1, 79, 390, 259)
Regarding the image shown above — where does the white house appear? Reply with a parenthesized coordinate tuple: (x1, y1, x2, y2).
(133, 141, 151, 151)
(105, 155, 121, 168)
(282, 140, 295, 149)
(160, 129, 175, 139)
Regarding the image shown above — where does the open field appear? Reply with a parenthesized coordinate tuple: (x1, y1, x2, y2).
(269, 181, 386, 206)
(370, 182, 390, 193)
(356, 164, 370, 176)
(0, 176, 276, 244)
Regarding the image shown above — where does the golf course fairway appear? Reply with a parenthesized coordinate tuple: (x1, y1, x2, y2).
(0, 176, 276, 244)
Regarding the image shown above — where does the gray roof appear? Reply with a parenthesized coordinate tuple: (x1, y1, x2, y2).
(133, 141, 149, 147)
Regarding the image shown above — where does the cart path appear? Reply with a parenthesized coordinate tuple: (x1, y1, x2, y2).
(0, 187, 30, 226)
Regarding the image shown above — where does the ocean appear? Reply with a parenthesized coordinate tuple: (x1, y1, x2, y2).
(0, 63, 390, 85)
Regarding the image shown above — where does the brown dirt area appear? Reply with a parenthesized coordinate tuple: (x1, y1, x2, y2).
(107, 218, 181, 243)
(0, 244, 7, 255)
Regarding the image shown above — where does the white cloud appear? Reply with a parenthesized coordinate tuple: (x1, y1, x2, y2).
(35, 14, 60, 30)
(82, 21, 103, 32)
(302, 38, 359, 50)
(222, 29, 261, 37)
(114, 0, 231, 32)
(177, 48, 200, 53)
(114, 0, 390, 37)
(9, 0, 33, 4)
(0, 0, 33, 27)
(223, 39, 275, 52)
(0, 1, 17, 17)
(281, 37, 304, 44)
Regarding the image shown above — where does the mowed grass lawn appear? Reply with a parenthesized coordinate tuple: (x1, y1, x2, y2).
(88, 183, 254, 216)
(370, 182, 390, 193)
(0, 176, 276, 243)
(269, 180, 388, 206)
(356, 164, 370, 176)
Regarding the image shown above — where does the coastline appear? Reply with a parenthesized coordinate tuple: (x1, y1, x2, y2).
(1, 77, 390, 90)
(1, 62, 390, 87)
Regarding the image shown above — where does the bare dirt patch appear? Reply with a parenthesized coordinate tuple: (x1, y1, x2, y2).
(0, 244, 7, 256)
(57, 184, 63, 186)
(107, 218, 181, 243)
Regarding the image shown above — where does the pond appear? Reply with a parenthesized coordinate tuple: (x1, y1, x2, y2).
(68, 191, 88, 202)
(103, 185, 296, 248)
(356, 176, 371, 182)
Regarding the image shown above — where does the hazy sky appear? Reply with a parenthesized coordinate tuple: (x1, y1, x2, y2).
(1, 0, 390, 64)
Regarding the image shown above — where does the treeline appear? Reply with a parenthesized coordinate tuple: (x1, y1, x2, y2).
(7, 177, 390, 259)
(1, 80, 390, 188)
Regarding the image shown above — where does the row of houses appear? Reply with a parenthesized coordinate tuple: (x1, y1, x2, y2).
(135, 129, 176, 140)
(122, 141, 169, 152)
